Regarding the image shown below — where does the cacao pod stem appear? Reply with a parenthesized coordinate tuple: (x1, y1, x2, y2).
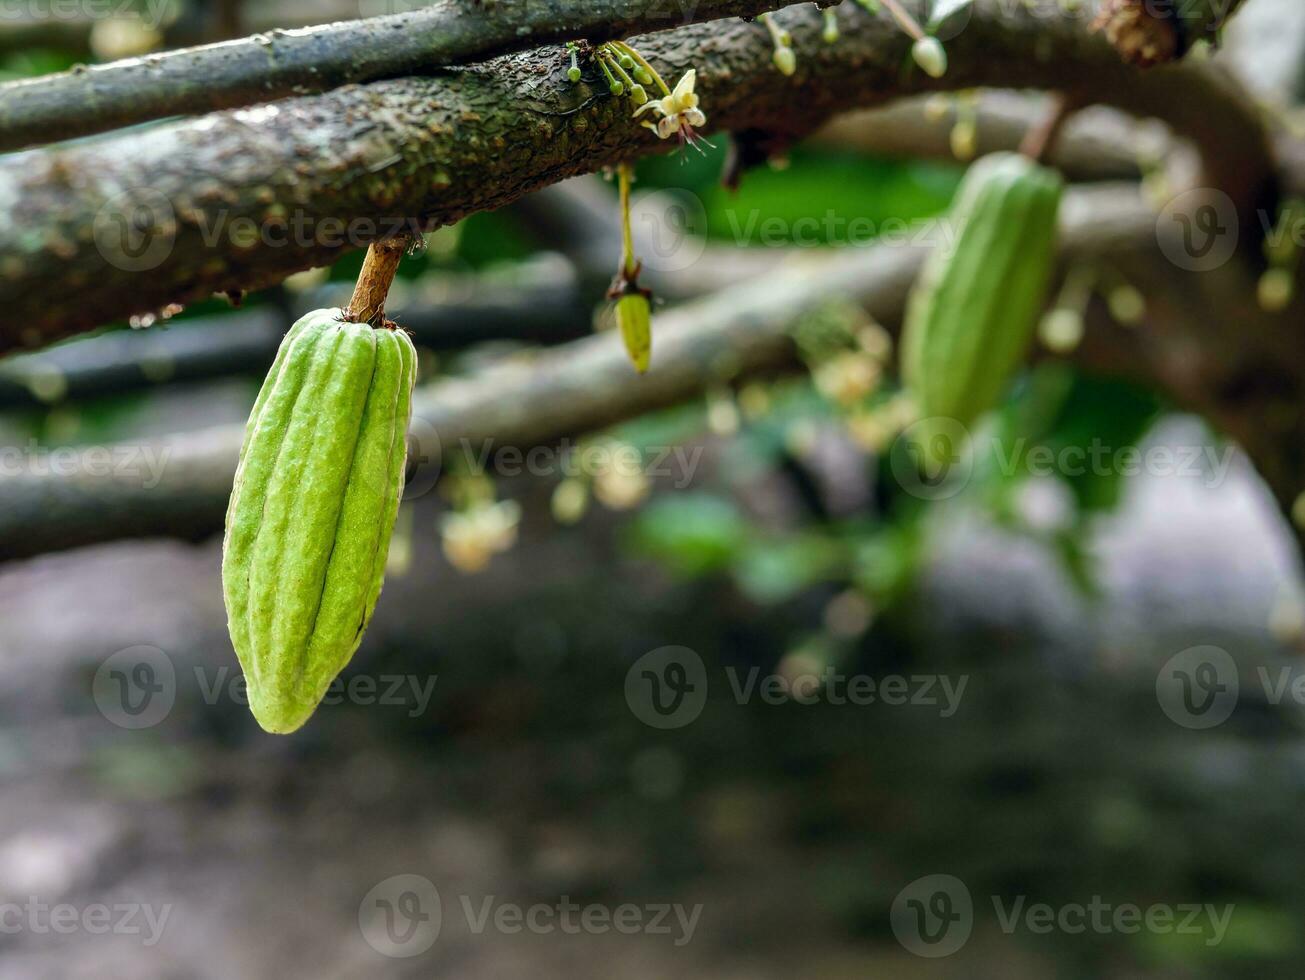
(347, 237, 411, 328)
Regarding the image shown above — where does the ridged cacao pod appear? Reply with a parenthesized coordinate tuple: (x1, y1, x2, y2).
(901, 152, 1063, 463)
(222, 310, 417, 734)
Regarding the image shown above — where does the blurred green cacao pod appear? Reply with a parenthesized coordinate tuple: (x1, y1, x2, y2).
(222, 310, 417, 734)
(901, 153, 1063, 469)
(616, 292, 652, 374)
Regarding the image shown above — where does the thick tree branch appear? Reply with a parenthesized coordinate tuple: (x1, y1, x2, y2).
(0, 185, 1209, 561)
(0, 0, 806, 153)
(0, 1, 1277, 358)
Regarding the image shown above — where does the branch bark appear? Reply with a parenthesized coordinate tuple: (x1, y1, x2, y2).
(0, 1, 1277, 358)
(0, 0, 805, 153)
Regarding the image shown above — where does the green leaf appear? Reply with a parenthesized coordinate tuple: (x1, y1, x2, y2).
(733, 534, 845, 605)
(625, 493, 750, 578)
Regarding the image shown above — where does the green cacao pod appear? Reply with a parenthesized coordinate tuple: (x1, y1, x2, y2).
(222, 310, 417, 734)
(615, 292, 652, 374)
(901, 152, 1063, 462)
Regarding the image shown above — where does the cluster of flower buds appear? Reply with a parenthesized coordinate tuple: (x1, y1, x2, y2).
(566, 40, 709, 151)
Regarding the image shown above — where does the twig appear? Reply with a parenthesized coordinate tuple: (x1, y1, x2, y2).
(814, 94, 1153, 181)
(0, 0, 801, 153)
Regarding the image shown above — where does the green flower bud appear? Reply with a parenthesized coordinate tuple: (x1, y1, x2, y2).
(1108, 285, 1146, 325)
(912, 36, 948, 78)
(774, 46, 797, 76)
(1258, 268, 1295, 312)
(1039, 308, 1085, 353)
(822, 8, 840, 43)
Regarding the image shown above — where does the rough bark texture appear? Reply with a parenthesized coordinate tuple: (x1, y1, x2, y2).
(0, 0, 805, 152)
(0, 0, 1276, 357)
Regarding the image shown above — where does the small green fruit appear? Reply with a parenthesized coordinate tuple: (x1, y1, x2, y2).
(615, 293, 652, 374)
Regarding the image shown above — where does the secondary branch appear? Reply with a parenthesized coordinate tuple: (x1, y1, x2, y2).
(0, 0, 806, 153)
(0, 185, 1149, 560)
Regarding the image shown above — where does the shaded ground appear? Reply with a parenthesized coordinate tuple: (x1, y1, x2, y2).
(0, 423, 1303, 979)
